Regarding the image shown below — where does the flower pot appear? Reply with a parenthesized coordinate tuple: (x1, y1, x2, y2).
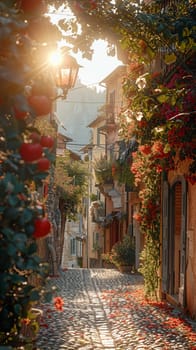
(102, 261, 116, 269)
(118, 265, 132, 274)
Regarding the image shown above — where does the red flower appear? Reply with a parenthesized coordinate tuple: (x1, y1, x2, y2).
(151, 141, 163, 154)
(133, 212, 142, 222)
(138, 120, 147, 128)
(156, 164, 163, 173)
(186, 175, 196, 185)
(151, 71, 160, 80)
(89, 0, 97, 10)
(139, 144, 151, 155)
(151, 141, 169, 159)
(54, 296, 64, 311)
(21, 318, 30, 325)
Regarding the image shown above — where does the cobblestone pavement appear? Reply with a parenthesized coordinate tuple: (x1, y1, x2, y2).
(36, 268, 196, 350)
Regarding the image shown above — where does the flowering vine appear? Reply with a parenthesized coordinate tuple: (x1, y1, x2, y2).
(120, 54, 195, 297)
(131, 149, 161, 298)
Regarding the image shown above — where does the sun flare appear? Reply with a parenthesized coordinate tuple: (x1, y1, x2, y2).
(48, 51, 62, 66)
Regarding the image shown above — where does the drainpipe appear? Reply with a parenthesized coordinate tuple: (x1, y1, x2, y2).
(86, 146, 93, 268)
(126, 189, 129, 234)
(86, 196, 89, 268)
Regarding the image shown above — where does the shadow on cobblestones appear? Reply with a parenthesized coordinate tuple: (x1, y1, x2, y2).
(36, 268, 196, 350)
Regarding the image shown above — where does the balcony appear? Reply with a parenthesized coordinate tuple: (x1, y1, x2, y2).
(94, 156, 114, 187)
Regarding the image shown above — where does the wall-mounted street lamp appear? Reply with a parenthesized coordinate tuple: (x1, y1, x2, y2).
(28, 46, 80, 100)
(55, 54, 80, 99)
(49, 50, 81, 99)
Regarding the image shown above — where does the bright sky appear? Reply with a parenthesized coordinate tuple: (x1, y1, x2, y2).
(49, 8, 122, 89)
(75, 40, 122, 88)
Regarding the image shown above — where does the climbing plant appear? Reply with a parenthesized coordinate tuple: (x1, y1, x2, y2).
(0, 0, 62, 346)
(120, 57, 195, 297)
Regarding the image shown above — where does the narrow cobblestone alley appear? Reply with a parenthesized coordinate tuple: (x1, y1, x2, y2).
(36, 269, 196, 350)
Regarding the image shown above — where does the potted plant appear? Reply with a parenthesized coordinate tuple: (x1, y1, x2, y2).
(101, 252, 116, 269)
(111, 235, 135, 273)
(94, 156, 114, 186)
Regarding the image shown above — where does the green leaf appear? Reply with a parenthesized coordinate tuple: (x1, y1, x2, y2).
(7, 243, 17, 257)
(19, 208, 33, 225)
(157, 23, 164, 33)
(183, 27, 190, 37)
(171, 95, 177, 106)
(25, 258, 39, 270)
(0, 250, 11, 269)
(164, 53, 177, 65)
(44, 148, 55, 162)
(0, 274, 9, 295)
(7, 194, 19, 206)
(14, 233, 27, 251)
(25, 224, 34, 236)
(32, 255, 41, 264)
(4, 207, 19, 220)
(163, 144, 171, 153)
(0, 308, 14, 331)
(27, 242, 37, 255)
(14, 303, 22, 315)
(15, 256, 25, 270)
(6, 138, 21, 150)
(33, 173, 49, 181)
(178, 41, 186, 53)
(2, 227, 14, 239)
(156, 94, 169, 103)
(146, 47, 155, 59)
(23, 285, 34, 295)
(11, 274, 26, 284)
(29, 290, 40, 302)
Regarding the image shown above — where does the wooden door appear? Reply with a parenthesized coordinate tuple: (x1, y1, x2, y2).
(179, 178, 187, 306)
(162, 177, 187, 307)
